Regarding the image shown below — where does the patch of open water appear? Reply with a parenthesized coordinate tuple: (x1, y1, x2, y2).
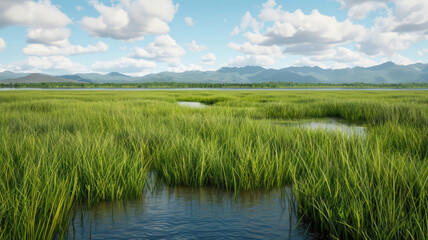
(275, 119, 367, 137)
(177, 101, 207, 108)
(67, 184, 313, 240)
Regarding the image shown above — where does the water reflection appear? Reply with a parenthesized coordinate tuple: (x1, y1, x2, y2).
(177, 101, 206, 108)
(68, 185, 312, 239)
(279, 119, 367, 137)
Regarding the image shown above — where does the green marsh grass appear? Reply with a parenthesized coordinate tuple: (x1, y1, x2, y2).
(0, 90, 427, 239)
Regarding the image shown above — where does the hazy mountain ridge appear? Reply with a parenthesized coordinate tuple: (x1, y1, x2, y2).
(1, 62, 427, 84)
(0, 71, 30, 81)
(0, 74, 78, 84)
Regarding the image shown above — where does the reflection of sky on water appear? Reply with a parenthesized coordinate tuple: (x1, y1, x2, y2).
(68, 184, 312, 239)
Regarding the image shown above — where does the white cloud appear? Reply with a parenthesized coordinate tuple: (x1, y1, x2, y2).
(27, 28, 71, 47)
(357, 31, 419, 56)
(166, 62, 203, 72)
(338, 0, 428, 56)
(336, 0, 391, 20)
(184, 17, 194, 26)
(0, 0, 71, 28)
(92, 57, 156, 73)
(184, 40, 207, 52)
(81, 0, 178, 41)
(0, 1, 108, 57)
(230, 27, 240, 36)
(24, 28, 108, 56)
(251, 9, 365, 48)
(417, 49, 428, 56)
(132, 34, 185, 62)
(293, 57, 349, 69)
(240, 12, 262, 32)
(385, 54, 418, 65)
(258, 0, 284, 22)
(311, 47, 379, 67)
(76, 6, 84, 11)
(6, 56, 86, 73)
(0, 38, 5, 51)
(346, 2, 387, 20)
(23, 41, 108, 56)
(227, 42, 283, 68)
(227, 55, 276, 67)
(228, 42, 281, 56)
(230, 11, 262, 36)
(233, 1, 366, 59)
(392, 0, 428, 32)
(200, 53, 216, 65)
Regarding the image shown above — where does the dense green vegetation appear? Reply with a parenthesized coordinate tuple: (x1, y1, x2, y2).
(1, 81, 427, 89)
(0, 90, 427, 239)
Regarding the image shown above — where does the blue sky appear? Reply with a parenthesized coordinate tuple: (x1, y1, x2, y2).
(0, 0, 427, 75)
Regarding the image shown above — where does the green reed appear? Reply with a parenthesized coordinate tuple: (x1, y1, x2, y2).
(0, 90, 426, 239)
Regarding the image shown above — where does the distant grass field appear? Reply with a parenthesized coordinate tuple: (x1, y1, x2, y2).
(0, 90, 427, 239)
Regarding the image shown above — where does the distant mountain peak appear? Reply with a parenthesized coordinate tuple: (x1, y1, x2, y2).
(26, 73, 49, 77)
(1, 73, 78, 84)
(218, 66, 265, 74)
(106, 72, 130, 77)
(368, 61, 397, 70)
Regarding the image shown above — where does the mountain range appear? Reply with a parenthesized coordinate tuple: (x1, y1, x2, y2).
(1, 62, 427, 84)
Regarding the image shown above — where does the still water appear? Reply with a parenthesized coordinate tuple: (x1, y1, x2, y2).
(177, 101, 207, 108)
(277, 119, 367, 137)
(67, 185, 313, 240)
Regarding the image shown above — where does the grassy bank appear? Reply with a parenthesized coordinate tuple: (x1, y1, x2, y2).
(0, 90, 427, 239)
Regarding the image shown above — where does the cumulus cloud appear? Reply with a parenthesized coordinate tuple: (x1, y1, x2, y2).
(311, 47, 379, 67)
(184, 17, 194, 26)
(251, 8, 366, 49)
(293, 57, 349, 69)
(27, 28, 71, 47)
(0, 0, 71, 28)
(356, 31, 419, 56)
(385, 54, 418, 65)
(227, 41, 283, 67)
(23, 28, 108, 56)
(338, 0, 428, 56)
(23, 41, 108, 56)
(81, 0, 178, 41)
(417, 49, 428, 56)
(346, 2, 387, 20)
(392, 0, 428, 32)
(5, 56, 86, 73)
(231, 1, 366, 62)
(230, 27, 240, 36)
(166, 62, 203, 72)
(184, 40, 207, 52)
(0, 1, 107, 58)
(0, 38, 5, 51)
(227, 55, 276, 67)
(200, 53, 216, 65)
(76, 6, 84, 11)
(228, 42, 281, 56)
(230, 11, 262, 36)
(258, 0, 284, 22)
(92, 57, 156, 73)
(231, 0, 427, 67)
(132, 34, 185, 62)
(336, 0, 391, 20)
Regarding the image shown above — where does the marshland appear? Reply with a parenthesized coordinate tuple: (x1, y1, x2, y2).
(0, 90, 427, 239)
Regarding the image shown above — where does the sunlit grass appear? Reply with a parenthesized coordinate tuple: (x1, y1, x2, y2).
(0, 90, 427, 239)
